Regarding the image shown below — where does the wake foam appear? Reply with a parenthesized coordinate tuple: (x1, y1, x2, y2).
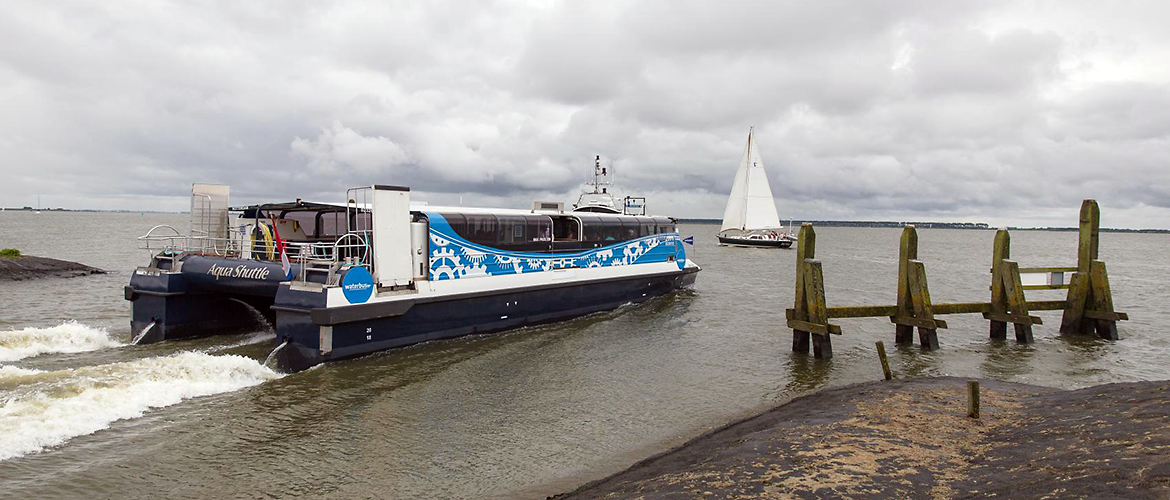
(0, 351, 281, 461)
(0, 321, 122, 362)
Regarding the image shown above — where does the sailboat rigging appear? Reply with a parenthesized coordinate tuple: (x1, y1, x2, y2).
(717, 127, 795, 248)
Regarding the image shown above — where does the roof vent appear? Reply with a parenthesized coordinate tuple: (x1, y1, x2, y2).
(532, 201, 564, 213)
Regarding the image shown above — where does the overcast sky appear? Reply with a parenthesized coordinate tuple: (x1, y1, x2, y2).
(2, 0, 1168, 228)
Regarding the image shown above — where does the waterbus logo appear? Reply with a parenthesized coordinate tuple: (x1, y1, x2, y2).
(341, 266, 375, 304)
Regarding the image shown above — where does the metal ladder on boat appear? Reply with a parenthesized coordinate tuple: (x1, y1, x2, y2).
(301, 258, 342, 285)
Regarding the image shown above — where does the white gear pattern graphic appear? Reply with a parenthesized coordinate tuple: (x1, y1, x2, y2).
(426, 218, 681, 281)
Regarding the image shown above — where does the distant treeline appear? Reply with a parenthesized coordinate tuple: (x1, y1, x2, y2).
(677, 219, 991, 230)
(1, 207, 179, 214)
(676, 218, 1169, 233)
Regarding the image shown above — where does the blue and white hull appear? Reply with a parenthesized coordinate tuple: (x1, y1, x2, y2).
(126, 184, 701, 371)
(270, 212, 699, 371)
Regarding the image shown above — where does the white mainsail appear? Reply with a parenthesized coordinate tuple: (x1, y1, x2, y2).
(720, 128, 782, 232)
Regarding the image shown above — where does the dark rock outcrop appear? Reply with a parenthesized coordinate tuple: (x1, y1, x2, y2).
(0, 255, 106, 280)
(553, 377, 1170, 500)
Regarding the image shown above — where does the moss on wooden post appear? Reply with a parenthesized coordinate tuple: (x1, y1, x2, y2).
(1089, 260, 1120, 340)
(791, 224, 816, 353)
(1000, 260, 1034, 343)
(1060, 272, 1091, 335)
(1062, 200, 1123, 340)
(989, 229, 1010, 340)
(1077, 200, 1100, 273)
(907, 260, 940, 349)
(876, 341, 892, 380)
(802, 259, 833, 359)
(895, 226, 918, 345)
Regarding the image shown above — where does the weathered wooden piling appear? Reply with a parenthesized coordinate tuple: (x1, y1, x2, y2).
(783, 199, 1128, 358)
(1059, 200, 1125, 340)
(967, 380, 980, 418)
(894, 227, 917, 345)
(986, 260, 1036, 343)
(989, 229, 1010, 340)
(791, 224, 816, 354)
(890, 227, 945, 348)
(876, 341, 892, 380)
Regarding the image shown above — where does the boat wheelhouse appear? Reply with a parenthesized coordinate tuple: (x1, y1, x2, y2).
(127, 183, 699, 371)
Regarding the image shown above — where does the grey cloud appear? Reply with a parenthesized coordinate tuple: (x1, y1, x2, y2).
(1, 0, 1168, 229)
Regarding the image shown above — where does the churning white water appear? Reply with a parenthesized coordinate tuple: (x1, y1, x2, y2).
(0, 321, 122, 362)
(0, 351, 282, 461)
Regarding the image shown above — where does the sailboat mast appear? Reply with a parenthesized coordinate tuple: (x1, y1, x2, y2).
(739, 127, 752, 230)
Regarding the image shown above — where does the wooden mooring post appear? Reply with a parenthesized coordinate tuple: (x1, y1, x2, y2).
(785, 199, 1128, 359)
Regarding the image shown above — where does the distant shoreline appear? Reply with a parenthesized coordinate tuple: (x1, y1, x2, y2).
(677, 218, 1170, 233)
(0, 208, 184, 214)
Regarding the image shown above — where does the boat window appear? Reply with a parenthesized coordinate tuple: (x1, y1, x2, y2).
(526, 215, 552, 243)
(578, 215, 603, 244)
(318, 212, 346, 237)
(465, 214, 497, 246)
(601, 217, 622, 242)
(440, 213, 467, 237)
(482, 214, 552, 251)
(654, 217, 675, 234)
(620, 218, 639, 241)
(552, 216, 580, 240)
(280, 211, 318, 239)
(496, 215, 525, 246)
(637, 217, 655, 237)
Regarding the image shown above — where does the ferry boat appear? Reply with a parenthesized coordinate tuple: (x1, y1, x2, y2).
(126, 174, 699, 371)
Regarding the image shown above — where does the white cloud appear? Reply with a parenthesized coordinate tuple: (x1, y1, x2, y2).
(291, 121, 411, 174)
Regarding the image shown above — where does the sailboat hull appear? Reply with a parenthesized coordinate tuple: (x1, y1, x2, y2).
(717, 234, 793, 248)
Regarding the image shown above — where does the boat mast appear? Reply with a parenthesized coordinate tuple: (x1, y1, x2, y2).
(739, 127, 752, 230)
(592, 155, 601, 194)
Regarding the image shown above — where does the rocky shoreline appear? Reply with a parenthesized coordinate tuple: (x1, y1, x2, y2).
(0, 255, 106, 280)
(553, 377, 1170, 500)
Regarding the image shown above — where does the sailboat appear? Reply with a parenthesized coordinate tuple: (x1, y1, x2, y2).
(717, 127, 795, 248)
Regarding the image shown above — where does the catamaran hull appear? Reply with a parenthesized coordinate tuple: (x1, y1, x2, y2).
(125, 255, 304, 344)
(270, 267, 699, 372)
(717, 235, 793, 248)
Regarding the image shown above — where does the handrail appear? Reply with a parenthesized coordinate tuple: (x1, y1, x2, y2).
(140, 220, 374, 283)
(139, 224, 183, 239)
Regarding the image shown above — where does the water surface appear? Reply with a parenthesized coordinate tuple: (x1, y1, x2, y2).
(1, 211, 1167, 499)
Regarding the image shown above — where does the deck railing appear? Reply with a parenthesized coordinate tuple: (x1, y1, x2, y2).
(138, 224, 374, 283)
